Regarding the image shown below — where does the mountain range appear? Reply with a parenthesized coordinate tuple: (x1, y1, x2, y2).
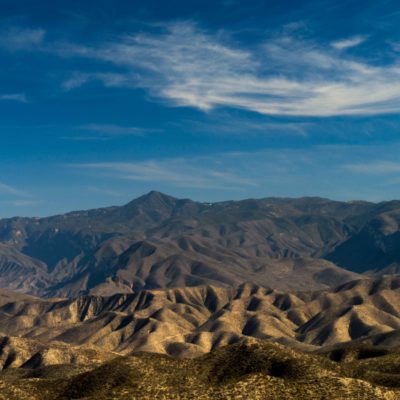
(3, 192, 400, 398)
(1, 191, 400, 298)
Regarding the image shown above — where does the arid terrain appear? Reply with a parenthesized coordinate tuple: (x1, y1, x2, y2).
(2, 193, 400, 398)
(1, 337, 400, 399)
(2, 276, 400, 358)
(1, 277, 400, 398)
(3, 0, 400, 395)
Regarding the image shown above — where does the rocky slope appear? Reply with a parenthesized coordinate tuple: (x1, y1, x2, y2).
(1, 278, 400, 398)
(2, 191, 400, 297)
(2, 276, 400, 357)
(0, 339, 399, 399)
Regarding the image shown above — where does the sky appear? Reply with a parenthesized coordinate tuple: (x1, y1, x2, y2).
(1, 0, 400, 217)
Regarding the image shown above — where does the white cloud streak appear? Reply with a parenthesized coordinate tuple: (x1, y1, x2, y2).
(0, 182, 30, 197)
(0, 27, 45, 51)
(0, 93, 27, 102)
(9, 199, 42, 207)
(344, 161, 400, 174)
(62, 72, 128, 90)
(55, 22, 400, 117)
(62, 124, 148, 141)
(184, 116, 312, 137)
(331, 35, 367, 50)
(3, 22, 400, 117)
(80, 124, 144, 136)
(70, 142, 400, 201)
(75, 158, 256, 190)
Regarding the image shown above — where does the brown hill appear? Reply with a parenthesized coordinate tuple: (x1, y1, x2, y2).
(2, 276, 400, 358)
(0, 335, 115, 370)
(0, 339, 398, 399)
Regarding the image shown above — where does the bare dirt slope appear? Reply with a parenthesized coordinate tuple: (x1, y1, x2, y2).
(2, 276, 400, 358)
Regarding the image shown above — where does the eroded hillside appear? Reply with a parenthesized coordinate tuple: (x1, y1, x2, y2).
(2, 276, 400, 357)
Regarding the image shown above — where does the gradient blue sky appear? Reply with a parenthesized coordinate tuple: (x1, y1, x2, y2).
(1, 0, 400, 217)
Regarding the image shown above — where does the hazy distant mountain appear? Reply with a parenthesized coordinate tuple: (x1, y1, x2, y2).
(1, 191, 400, 297)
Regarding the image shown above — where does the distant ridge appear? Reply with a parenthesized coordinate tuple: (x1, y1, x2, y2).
(0, 191, 400, 297)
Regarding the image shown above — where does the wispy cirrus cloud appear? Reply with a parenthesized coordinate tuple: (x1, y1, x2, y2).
(62, 123, 147, 141)
(74, 158, 256, 190)
(62, 72, 128, 90)
(0, 93, 27, 102)
(344, 161, 400, 174)
(79, 124, 144, 136)
(0, 182, 30, 197)
(181, 114, 313, 137)
(0, 182, 40, 211)
(52, 22, 400, 117)
(0, 27, 45, 51)
(4, 22, 400, 117)
(331, 35, 368, 50)
(69, 141, 400, 202)
(9, 199, 42, 207)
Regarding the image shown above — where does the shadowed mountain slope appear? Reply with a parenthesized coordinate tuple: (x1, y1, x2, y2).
(2, 192, 400, 297)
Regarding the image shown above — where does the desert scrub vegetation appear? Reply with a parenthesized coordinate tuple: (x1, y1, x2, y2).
(0, 340, 399, 399)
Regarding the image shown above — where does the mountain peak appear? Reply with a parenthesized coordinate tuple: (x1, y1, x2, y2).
(119, 191, 179, 222)
(126, 190, 178, 207)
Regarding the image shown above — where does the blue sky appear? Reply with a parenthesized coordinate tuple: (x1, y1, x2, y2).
(1, 0, 400, 217)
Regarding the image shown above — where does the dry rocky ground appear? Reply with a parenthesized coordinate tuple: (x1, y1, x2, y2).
(1, 340, 399, 399)
(3, 276, 400, 359)
(1, 279, 400, 398)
